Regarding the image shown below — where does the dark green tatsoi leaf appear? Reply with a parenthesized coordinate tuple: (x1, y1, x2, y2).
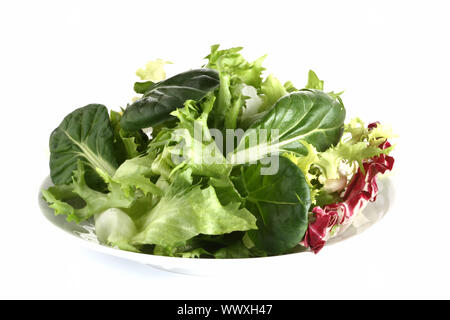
(49, 104, 118, 187)
(134, 81, 155, 94)
(120, 69, 220, 131)
(230, 90, 346, 164)
(236, 156, 311, 255)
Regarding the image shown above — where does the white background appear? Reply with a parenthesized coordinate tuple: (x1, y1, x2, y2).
(1, 0, 449, 299)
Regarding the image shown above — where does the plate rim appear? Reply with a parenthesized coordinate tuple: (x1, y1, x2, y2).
(38, 174, 394, 267)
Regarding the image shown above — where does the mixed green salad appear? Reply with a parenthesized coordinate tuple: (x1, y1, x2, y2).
(42, 45, 395, 258)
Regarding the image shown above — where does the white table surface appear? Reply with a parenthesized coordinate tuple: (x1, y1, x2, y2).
(1, 0, 449, 299)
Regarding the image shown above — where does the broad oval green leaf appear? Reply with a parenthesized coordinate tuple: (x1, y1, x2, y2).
(49, 104, 118, 186)
(120, 69, 220, 131)
(133, 80, 154, 94)
(236, 156, 311, 255)
(230, 90, 346, 164)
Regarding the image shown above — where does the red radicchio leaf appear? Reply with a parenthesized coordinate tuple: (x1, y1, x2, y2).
(301, 124, 394, 253)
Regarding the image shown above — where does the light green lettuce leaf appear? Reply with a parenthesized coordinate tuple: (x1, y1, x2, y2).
(136, 59, 171, 82)
(305, 70, 324, 90)
(94, 208, 139, 252)
(131, 170, 257, 249)
(112, 153, 162, 197)
(284, 81, 298, 93)
(151, 148, 175, 180)
(259, 74, 288, 112)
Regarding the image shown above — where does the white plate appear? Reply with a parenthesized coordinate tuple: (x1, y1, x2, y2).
(38, 176, 394, 276)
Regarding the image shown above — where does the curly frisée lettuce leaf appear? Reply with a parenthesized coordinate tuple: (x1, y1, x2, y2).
(205, 45, 266, 90)
(42, 161, 135, 223)
(314, 119, 395, 181)
(149, 96, 232, 179)
(302, 140, 395, 253)
(205, 44, 266, 129)
(315, 141, 394, 180)
(170, 97, 231, 177)
(345, 118, 396, 146)
(284, 141, 319, 177)
(284, 141, 320, 203)
(285, 118, 395, 206)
